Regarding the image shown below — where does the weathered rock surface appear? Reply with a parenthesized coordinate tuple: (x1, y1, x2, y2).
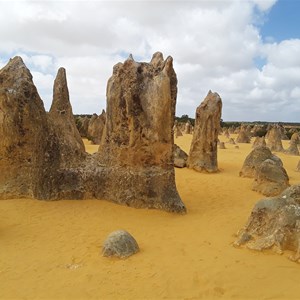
(0, 56, 50, 198)
(87, 110, 106, 144)
(267, 125, 284, 152)
(0, 54, 185, 214)
(102, 230, 139, 258)
(235, 185, 300, 263)
(48, 67, 86, 163)
(285, 140, 300, 156)
(97, 52, 186, 213)
(174, 144, 188, 168)
(187, 90, 222, 173)
(76, 116, 90, 137)
(252, 159, 289, 196)
(236, 129, 251, 143)
(219, 142, 226, 149)
(252, 136, 266, 148)
(239, 146, 282, 178)
(290, 132, 300, 145)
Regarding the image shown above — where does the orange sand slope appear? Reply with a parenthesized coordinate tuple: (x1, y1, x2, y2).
(1, 134, 300, 299)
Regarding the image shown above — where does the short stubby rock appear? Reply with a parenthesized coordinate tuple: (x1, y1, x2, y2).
(102, 230, 139, 258)
(252, 159, 289, 197)
(235, 185, 300, 263)
(239, 146, 282, 178)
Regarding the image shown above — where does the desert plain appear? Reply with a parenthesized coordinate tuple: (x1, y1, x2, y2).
(1, 133, 300, 299)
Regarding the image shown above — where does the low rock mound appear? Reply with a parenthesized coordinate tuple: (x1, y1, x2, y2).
(252, 159, 289, 196)
(174, 144, 188, 168)
(235, 185, 300, 263)
(102, 230, 139, 258)
(239, 146, 282, 178)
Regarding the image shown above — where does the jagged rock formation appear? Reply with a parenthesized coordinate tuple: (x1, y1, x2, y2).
(102, 230, 139, 258)
(0, 56, 49, 198)
(252, 159, 289, 196)
(187, 90, 222, 173)
(285, 140, 300, 156)
(267, 125, 284, 152)
(236, 128, 251, 143)
(87, 110, 106, 144)
(239, 146, 282, 178)
(97, 52, 186, 213)
(0, 54, 186, 213)
(235, 185, 300, 263)
(49, 67, 86, 162)
(174, 144, 188, 168)
(252, 136, 266, 148)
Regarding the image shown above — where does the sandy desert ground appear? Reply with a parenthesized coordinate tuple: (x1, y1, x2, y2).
(1, 134, 300, 299)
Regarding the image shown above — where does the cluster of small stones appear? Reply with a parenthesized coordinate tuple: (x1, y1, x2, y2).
(0, 53, 186, 213)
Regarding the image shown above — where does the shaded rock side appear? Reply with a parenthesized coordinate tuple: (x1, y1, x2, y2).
(235, 185, 300, 263)
(0, 56, 49, 198)
(267, 125, 284, 152)
(236, 130, 251, 143)
(97, 52, 186, 213)
(174, 144, 188, 168)
(187, 90, 222, 173)
(239, 146, 282, 178)
(252, 136, 266, 148)
(87, 110, 106, 144)
(48, 67, 86, 165)
(285, 140, 300, 156)
(252, 159, 289, 197)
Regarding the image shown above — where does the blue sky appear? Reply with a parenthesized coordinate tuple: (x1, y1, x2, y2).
(260, 0, 300, 42)
(0, 0, 300, 122)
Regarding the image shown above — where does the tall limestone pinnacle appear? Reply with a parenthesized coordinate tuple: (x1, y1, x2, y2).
(0, 56, 49, 198)
(188, 90, 222, 173)
(49, 67, 85, 159)
(97, 52, 186, 213)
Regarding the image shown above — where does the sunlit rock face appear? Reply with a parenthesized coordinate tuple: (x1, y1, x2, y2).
(97, 52, 186, 213)
(187, 90, 222, 173)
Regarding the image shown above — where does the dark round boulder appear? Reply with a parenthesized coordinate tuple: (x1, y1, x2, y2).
(102, 230, 139, 258)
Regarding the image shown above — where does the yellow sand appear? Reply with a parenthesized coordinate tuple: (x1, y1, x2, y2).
(1, 135, 300, 299)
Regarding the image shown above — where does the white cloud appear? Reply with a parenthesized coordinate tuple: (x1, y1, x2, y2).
(2, 0, 300, 122)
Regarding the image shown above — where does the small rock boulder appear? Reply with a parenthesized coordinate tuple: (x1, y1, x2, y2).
(174, 144, 188, 168)
(102, 230, 139, 258)
(252, 159, 289, 196)
(235, 185, 300, 263)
